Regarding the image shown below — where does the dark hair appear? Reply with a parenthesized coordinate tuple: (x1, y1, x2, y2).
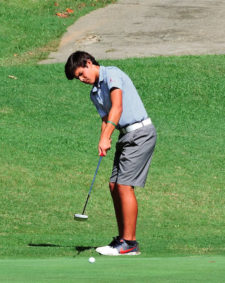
(65, 51, 100, 80)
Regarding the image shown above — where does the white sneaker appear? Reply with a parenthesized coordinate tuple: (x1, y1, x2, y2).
(96, 237, 140, 256)
(96, 236, 119, 255)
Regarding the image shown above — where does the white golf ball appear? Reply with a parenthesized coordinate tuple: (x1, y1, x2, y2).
(88, 257, 96, 263)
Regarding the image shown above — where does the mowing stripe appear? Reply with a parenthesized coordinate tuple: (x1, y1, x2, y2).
(0, 256, 224, 282)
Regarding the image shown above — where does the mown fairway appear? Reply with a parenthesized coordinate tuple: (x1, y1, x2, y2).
(1, 256, 225, 282)
(0, 0, 224, 281)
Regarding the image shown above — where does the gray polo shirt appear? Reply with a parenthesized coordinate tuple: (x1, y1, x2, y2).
(90, 66, 148, 128)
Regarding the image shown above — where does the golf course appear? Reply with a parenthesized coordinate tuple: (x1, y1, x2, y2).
(1, 0, 225, 282)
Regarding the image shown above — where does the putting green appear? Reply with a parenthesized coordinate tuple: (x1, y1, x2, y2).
(0, 256, 224, 282)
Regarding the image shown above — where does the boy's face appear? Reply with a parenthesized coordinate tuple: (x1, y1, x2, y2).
(74, 60, 99, 85)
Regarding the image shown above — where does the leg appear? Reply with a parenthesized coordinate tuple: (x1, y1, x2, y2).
(110, 182, 138, 241)
(96, 183, 139, 256)
(109, 182, 123, 238)
(116, 184, 138, 241)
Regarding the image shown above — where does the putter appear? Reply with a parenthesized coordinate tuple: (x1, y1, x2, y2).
(74, 153, 104, 221)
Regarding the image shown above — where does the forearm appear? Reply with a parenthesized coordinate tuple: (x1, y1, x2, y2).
(101, 118, 107, 133)
(101, 106, 122, 139)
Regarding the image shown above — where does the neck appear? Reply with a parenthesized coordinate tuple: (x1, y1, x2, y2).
(94, 65, 100, 84)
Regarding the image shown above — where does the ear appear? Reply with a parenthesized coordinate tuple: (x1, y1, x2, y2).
(86, 59, 93, 68)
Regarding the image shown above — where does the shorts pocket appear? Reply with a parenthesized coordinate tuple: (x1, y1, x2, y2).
(118, 131, 135, 146)
(133, 125, 156, 146)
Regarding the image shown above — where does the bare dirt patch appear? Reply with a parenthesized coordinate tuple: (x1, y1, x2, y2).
(40, 0, 225, 64)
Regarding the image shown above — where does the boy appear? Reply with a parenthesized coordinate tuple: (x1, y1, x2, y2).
(65, 51, 157, 256)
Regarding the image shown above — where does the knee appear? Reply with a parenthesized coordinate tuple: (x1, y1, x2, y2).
(116, 184, 134, 194)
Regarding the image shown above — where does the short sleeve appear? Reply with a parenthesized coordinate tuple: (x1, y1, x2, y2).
(106, 69, 123, 91)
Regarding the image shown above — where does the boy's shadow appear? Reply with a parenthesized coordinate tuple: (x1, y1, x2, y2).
(75, 246, 97, 255)
(28, 243, 97, 255)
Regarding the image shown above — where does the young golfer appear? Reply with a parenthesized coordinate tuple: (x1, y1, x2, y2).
(65, 51, 157, 255)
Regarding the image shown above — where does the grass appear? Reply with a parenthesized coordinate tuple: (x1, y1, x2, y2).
(1, 0, 225, 280)
(1, 256, 225, 282)
(0, 56, 224, 258)
(0, 0, 115, 66)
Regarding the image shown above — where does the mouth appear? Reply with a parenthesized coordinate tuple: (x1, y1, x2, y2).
(84, 80, 93, 85)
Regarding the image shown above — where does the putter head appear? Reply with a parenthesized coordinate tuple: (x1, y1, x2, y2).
(74, 213, 88, 221)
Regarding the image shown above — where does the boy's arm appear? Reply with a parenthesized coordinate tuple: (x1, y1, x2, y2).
(101, 115, 108, 133)
(98, 88, 122, 156)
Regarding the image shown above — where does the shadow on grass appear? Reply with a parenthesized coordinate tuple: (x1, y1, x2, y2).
(28, 243, 97, 255)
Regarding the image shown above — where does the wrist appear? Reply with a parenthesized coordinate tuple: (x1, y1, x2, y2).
(101, 133, 111, 140)
(107, 120, 117, 127)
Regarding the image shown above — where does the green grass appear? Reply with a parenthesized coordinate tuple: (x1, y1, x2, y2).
(1, 256, 225, 282)
(0, 55, 224, 258)
(0, 4, 225, 282)
(0, 0, 115, 66)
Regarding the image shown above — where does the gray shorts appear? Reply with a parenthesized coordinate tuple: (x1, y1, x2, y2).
(110, 124, 157, 187)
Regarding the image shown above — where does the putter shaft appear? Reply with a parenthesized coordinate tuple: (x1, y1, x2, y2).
(81, 155, 103, 215)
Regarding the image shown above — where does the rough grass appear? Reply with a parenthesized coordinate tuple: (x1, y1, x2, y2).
(0, 55, 224, 258)
(0, 0, 116, 66)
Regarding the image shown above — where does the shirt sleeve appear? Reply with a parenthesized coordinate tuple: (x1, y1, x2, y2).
(106, 69, 123, 91)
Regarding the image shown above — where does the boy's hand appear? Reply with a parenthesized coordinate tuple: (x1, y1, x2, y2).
(98, 136, 112, 156)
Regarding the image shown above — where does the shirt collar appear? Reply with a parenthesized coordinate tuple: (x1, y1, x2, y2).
(92, 66, 104, 93)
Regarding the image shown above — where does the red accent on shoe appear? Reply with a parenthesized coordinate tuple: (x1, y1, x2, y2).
(119, 246, 136, 254)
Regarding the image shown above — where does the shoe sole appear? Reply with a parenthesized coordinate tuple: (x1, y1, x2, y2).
(96, 251, 141, 256)
(116, 251, 141, 256)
